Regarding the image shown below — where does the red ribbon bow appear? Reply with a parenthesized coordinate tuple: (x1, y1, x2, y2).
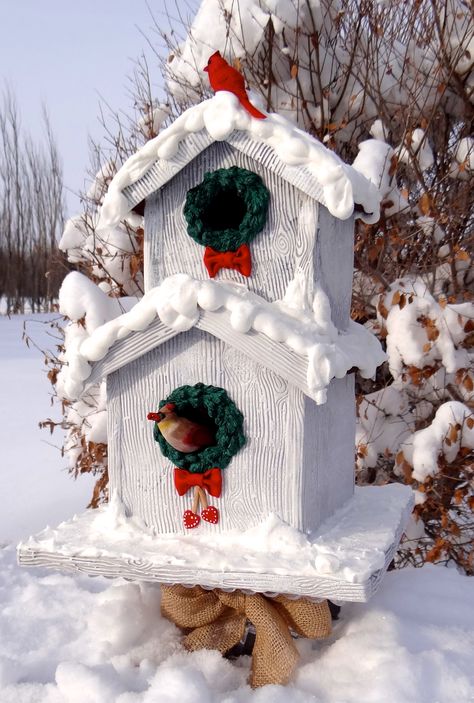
(174, 467, 222, 498)
(203, 244, 252, 278)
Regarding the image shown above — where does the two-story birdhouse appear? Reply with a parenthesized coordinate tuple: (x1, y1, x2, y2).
(19, 92, 413, 601)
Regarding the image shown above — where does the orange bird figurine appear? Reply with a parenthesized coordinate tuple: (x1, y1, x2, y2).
(204, 51, 266, 119)
(147, 403, 215, 453)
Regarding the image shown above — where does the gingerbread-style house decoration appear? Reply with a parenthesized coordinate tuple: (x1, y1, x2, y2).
(19, 92, 413, 602)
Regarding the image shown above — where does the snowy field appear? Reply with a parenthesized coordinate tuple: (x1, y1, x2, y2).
(0, 314, 94, 544)
(1, 314, 474, 703)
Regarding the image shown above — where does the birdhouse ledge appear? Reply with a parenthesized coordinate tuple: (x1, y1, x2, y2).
(18, 484, 414, 602)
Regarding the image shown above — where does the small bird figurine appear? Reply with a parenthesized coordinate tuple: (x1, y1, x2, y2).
(147, 403, 215, 453)
(204, 51, 266, 120)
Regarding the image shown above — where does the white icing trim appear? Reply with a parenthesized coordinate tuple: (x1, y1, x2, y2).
(61, 273, 386, 402)
(98, 92, 381, 229)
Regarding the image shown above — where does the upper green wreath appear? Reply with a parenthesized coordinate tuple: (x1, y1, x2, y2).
(183, 166, 270, 251)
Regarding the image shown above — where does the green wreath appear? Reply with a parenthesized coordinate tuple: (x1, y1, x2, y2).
(153, 383, 246, 473)
(183, 166, 270, 251)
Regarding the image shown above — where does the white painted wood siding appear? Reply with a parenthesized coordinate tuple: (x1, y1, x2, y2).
(144, 141, 320, 305)
(107, 329, 354, 536)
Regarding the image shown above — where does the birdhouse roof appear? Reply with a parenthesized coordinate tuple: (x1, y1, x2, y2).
(98, 92, 381, 231)
(60, 273, 386, 403)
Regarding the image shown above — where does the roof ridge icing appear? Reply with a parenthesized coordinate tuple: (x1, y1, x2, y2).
(98, 92, 381, 230)
(61, 273, 386, 404)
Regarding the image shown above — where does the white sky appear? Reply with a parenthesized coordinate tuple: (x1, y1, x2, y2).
(0, 0, 198, 215)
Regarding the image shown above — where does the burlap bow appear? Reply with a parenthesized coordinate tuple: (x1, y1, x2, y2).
(161, 585, 331, 688)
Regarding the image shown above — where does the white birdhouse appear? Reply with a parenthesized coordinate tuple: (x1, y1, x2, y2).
(19, 93, 413, 601)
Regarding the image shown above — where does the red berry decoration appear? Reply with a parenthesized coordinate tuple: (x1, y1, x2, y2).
(201, 506, 219, 525)
(183, 510, 200, 529)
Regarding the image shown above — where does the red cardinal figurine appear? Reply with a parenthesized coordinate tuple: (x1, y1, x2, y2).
(147, 403, 215, 453)
(204, 51, 266, 119)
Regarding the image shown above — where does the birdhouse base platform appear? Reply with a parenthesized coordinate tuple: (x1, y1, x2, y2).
(18, 484, 413, 603)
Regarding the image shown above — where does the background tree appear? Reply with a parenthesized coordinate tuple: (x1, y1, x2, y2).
(0, 88, 66, 314)
(53, 0, 473, 572)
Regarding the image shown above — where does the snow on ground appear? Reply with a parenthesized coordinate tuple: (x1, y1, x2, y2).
(1, 545, 474, 703)
(0, 314, 94, 544)
(1, 314, 474, 702)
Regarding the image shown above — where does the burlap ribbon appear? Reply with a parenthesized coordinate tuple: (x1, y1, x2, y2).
(161, 585, 332, 688)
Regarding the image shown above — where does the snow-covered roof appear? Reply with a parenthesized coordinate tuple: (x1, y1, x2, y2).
(98, 92, 381, 230)
(61, 273, 386, 404)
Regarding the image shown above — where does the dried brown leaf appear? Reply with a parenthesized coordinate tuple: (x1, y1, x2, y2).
(419, 192, 432, 215)
(463, 374, 474, 392)
(392, 290, 401, 306)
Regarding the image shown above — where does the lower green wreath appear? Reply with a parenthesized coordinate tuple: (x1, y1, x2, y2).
(153, 383, 246, 473)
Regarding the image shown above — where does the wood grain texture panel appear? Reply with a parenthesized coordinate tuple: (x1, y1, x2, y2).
(111, 330, 282, 532)
(284, 384, 305, 527)
(195, 309, 312, 398)
(86, 309, 314, 400)
(87, 319, 180, 390)
(124, 131, 215, 212)
(294, 197, 319, 300)
(144, 141, 314, 305)
(303, 376, 355, 532)
(123, 129, 331, 215)
(315, 207, 354, 330)
(106, 374, 123, 494)
(108, 327, 342, 536)
(17, 549, 376, 601)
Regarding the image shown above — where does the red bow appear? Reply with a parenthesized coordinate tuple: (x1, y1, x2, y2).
(204, 244, 252, 278)
(174, 467, 222, 498)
